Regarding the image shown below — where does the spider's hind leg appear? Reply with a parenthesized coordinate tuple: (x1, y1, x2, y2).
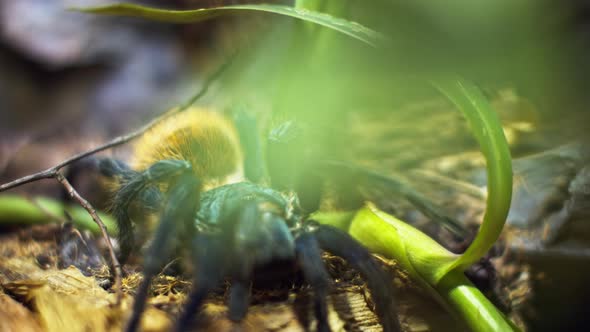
(126, 171, 201, 332)
(312, 223, 402, 332)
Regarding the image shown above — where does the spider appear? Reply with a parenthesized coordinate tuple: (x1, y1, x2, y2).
(98, 108, 401, 332)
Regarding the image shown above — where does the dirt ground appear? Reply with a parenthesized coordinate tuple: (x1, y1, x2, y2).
(0, 221, 473, 332)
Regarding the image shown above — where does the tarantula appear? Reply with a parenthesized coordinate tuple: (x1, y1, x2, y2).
(99, 108, 401, 332)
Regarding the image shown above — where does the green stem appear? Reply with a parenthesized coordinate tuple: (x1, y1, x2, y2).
(436, 270, 520, 332)
(0, 194, 117, 235)
(316, 205, 519, 332)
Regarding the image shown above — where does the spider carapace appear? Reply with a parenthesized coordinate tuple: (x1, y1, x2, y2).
(99, 108, 400, 332)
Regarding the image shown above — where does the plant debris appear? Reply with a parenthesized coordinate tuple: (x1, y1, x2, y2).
(0, 221, 472, 332)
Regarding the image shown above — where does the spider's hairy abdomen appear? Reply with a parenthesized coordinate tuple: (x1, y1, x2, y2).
(132, 108, 244, 188)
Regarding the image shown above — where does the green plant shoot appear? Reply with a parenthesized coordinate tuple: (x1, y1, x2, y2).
(315, 79, 515, 331)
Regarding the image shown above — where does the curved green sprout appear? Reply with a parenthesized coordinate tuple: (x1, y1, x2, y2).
(315, 79, 515, 331)
(434, 79, 513, 273)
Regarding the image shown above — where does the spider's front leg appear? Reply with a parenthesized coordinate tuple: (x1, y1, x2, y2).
(175, 198, 299, 331)
(99, 158, 185, 263)
(173, 203, 258, 332)
(171, 219, 259, 331)
(110, 160, 199, 332)
(226, 200, 296, 323)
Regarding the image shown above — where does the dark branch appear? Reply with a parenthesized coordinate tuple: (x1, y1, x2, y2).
(56, 172, 123, 302)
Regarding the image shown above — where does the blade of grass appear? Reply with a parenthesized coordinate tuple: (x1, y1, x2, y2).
(0, 194, 117, 235)
(432, 78, 513, 275)
(72, 3, 385, 47)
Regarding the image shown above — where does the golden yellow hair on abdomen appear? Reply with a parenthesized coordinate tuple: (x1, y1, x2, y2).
(131, 108, 244, 187)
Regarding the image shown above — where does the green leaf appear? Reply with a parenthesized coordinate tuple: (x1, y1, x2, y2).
(432, 78, 513, 275)
(72, 3, 385, 47)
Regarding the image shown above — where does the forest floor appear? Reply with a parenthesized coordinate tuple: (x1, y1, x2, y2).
(1, 92, 589, 332)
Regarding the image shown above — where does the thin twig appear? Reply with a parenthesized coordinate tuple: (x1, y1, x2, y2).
(158, 257, 181, 276)
(56, 171, 123, 303)
(0, 55, 234, 192)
